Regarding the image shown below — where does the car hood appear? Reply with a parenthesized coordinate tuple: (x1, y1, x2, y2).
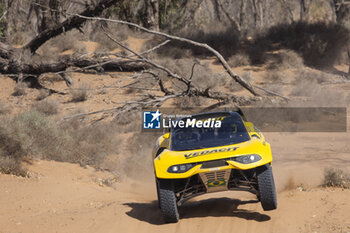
(158, 138, 271, 164)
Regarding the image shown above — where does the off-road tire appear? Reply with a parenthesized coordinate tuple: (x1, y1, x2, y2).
(156, 180, 160, 208)
(257, 164, 277, 211)
(158, 179, 179, 223)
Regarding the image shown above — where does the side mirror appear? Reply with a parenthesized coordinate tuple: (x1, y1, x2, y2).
(163, 133, 170, 139)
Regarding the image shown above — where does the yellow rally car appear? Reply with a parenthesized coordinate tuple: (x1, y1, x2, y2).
(152, 111, 277, 223)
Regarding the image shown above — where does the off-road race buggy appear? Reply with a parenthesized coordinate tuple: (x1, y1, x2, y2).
(152, 111, 277, 223)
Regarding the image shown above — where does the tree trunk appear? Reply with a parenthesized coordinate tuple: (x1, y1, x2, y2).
(348, 46, 350, 75)
(144, 0, 159, 31)
(300, 0, 306, 21)
(240, 0, 247, 29)
(0, 56, 148, 75)
(24, 0, 119, 54)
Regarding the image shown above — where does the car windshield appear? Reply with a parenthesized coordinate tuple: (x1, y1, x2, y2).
(171, 113, 250, 151)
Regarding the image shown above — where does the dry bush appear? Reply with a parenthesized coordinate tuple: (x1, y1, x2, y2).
(174, 96, 206, 109)
(70, 84, 90, 102)
(32, 99, 59, 115)
(60, 120, 118, 167)
(0, 156, 26, 176)
(0, 111, 120, 175)
(295, 69, 330, 84)
(36, 89, 50, 101)
(279, 50, 304, 68)
(40, 31, 87, 55)
(112, 111, 140, 133)
(268, 50, 304, 70)
(12, 82, 28, 96)
(323, 168, 350, 189)
(253, 22, 350, 67)
(0, 103, 11, 115)
(228, 53, 251, 67)
(157, 58, 220, 90)
(90, 24, 130, 52)
(264, 71, 284, 83)
(151, 26, 240, 59)
(0, 119, 27, 176)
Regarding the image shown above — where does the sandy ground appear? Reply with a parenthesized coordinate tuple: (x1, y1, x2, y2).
(1, 140, 350, 233)
(1, 119, 350, 233)
(1, 37, 350, 233)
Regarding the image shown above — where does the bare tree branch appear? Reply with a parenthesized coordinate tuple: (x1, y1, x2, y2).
(253, 85, 289, 101)
(23, 0, 120, 53)
(102, 29, 255, 105)
(71, 13, 259, 96)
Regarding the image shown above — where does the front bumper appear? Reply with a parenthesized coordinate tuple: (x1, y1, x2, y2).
(154, 155, 272, 179)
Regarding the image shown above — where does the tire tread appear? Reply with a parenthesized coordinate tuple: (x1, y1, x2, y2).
(158, 179, 179, 223)
(257, 164, 277, 211)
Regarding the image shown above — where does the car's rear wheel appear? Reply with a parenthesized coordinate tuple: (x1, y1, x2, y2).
(157, 179, 179, 223)
(257, 164, 277, 211)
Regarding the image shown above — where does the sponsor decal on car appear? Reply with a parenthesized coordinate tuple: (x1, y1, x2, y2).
(184, 146, 238, 159)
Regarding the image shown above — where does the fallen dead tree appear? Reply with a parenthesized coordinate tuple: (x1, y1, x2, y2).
(0, 0, 289, 121)
(0, 0, 256, 94)
(0, 0, 145, 81)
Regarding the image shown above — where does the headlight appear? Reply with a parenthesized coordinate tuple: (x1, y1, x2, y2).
(168, 163, 197, 173)
(231, 154, 261, 164)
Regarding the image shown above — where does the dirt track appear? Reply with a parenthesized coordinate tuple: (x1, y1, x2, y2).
(1, 129, 350, 233)
(1, 38, 350, 233)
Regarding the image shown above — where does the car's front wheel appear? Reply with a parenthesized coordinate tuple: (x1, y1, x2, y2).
(257, 164, 277, 211)
(157, 179, 179, 223)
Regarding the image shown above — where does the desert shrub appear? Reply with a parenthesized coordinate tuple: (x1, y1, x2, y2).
(12, 82, 28, 96)
(0, 111, 120, 175)
(0, 119, 27, 176)
(152, 26, 240, 59)
(253, 22, 350, 67)
(32, 99, 59, 115)
(268, 50, 304, 70)
(70, 84, 89, 102)
(228, 53, 251, 67)
(323, 168, 350, 189)
(174, 96, 204, 109)
(49, 32, 86, 54)
(0, 156, 26, 176)
(112, 111, 140, 133)
(157, 58, 219, 90)
(279, 50, 304, 68)
(295, 69, 330, 84)
(36, 89, 50, 100)
(60, 120, 117, 167)
(264, 71, 284, 83)
(0, 103, 11, 115)
(90, 23, 130, 52)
